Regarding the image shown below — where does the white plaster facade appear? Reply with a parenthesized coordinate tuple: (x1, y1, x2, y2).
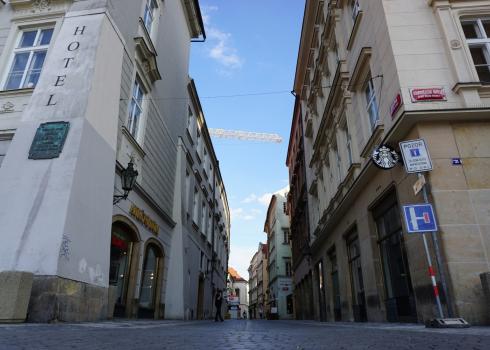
(0, 0, 230, 322)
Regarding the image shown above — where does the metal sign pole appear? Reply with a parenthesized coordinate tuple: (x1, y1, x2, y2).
(418, 173, 453, 318)
(421, 232, 444, 318)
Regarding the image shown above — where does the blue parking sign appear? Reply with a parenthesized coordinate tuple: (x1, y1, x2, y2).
(402, 204, 438, 233)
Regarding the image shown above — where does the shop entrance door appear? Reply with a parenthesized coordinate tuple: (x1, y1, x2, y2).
(110, 223, 136, 318)
(375, 194, 417, 322)
(197, 276, 205, 319)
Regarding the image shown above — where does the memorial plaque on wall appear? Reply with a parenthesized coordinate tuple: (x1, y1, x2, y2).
(28, 121, 70, 160)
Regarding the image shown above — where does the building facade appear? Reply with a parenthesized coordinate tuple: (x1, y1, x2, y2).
(286, 97, 315, 320)
(264, 193, 294, 319)
(291, 0, 490, 325)
(0, 0, 229, 322)
(227, 267, 248, 319)
(248, 242, 268, 319)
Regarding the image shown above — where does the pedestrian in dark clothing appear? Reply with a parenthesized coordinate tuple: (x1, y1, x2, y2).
(214, 290, 224, 322)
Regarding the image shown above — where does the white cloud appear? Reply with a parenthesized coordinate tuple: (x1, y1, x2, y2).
(230, 207, 257, 221)
(228, 245, 260, 280)
(241, 186, 289, 207)
(201, 6, 243, 72)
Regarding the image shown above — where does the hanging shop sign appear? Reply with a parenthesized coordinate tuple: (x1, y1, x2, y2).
(390, 93, 403, 118)
(372, 145, 400, 169)
(129, 204, 159, 235)
(409, 87, 446, 102)
(399, 139, 433, 173)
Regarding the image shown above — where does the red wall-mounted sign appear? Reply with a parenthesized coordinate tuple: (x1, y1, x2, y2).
(390, 93, 403, 118)
(410, 87, 447, 102)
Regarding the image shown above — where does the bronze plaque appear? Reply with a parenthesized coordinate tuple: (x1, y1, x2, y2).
(28, 121, 70, 160)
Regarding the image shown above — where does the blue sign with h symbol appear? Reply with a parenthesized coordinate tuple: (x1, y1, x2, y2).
(402, 204, 438, 233)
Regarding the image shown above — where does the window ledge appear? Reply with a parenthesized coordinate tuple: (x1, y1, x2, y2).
(186, 128, 194, 145)
(192, 221, 199, 232)
(0, 87, 34, 97)
(452, 82, 482, 94)
(121, 126, 146, 158)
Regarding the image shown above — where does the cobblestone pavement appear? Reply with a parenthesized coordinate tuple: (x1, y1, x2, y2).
(1, 319, 490, 350)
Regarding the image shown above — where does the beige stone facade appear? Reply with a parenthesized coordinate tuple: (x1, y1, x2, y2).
(291, 0, 490, 325)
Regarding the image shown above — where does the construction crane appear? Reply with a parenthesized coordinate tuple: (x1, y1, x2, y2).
(208, 128, 283, 143)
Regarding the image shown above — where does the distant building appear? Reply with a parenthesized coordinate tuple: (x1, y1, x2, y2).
(286, 97, 314, 320)
(264, 194, 293, 319)
(248, 242, 268, 319)
(227, 267, 248, 319)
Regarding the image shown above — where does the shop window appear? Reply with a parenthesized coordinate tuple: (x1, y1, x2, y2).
(127, 77, 146, 140)
(461, 19, 490, 83)
(329, 248, 342, 321)
(364, 73, 379, 131)
(316, 260, 327, 321)
(3, 27, 54, 90)
(347, 232, 367, 322)
(139, 244, 162, 318)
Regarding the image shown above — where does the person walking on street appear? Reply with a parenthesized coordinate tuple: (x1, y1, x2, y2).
(214, 290, 224, 322)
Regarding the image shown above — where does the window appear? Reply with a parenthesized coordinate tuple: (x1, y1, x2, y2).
(187, 107, 193, 130)
(201, 201, 207, 231)
(4, 27, 54, 90)
(283, 229, 290, 244)
(143, 0, 158, 35)
(351, 0, 361, 22)
(185, 170, 191, 214)
(285, 259, 292, 277)
(364, 74, 379, 130)
(127, 78, 145, 139)
(0, 137, 12, 167)
(334, 145, 342, 181)
(193, 188, 199, 223)
(461, 19, 490, 83)
(345, 130, 353, 167)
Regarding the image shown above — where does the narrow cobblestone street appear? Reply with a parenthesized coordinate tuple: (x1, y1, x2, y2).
(1, 320, 490, 350)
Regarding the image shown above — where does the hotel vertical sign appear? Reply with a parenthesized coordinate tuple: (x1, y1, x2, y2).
(28, 25, 88, 159)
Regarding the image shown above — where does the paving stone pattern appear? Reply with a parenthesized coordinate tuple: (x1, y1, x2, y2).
(1, 320, 490, 350)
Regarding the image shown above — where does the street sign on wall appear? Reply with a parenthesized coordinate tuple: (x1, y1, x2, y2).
(410, 87, 446, 102)
(399, 139, 433, 173)
(403, 204, 438, 233)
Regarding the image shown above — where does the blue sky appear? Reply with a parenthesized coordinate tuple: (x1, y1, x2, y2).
(190, 0, 305, 278)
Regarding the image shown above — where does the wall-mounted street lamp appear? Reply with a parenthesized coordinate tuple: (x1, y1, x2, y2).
(113, 160, 138, 205)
